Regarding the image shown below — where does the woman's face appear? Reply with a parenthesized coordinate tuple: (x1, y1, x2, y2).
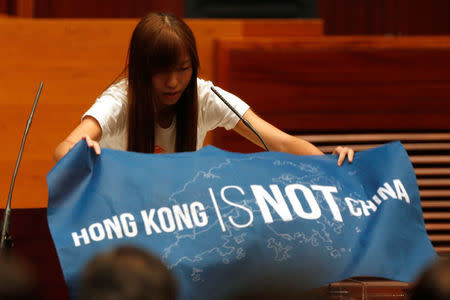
(152, 51, 192, 109)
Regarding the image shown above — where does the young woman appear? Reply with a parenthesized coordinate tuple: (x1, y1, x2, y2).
(54, 12, 354, 165)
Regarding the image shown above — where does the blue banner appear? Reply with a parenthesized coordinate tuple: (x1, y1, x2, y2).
(47, 141, 436, 299)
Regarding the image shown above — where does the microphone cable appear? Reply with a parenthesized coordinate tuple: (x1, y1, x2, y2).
(210, 86, 270, 151)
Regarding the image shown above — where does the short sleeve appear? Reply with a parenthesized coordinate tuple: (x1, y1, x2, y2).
(82, 79, 128, 137)
(197, 78, 250, 131)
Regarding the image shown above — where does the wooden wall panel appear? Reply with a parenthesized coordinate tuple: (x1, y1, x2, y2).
(241, 19, 323, 37)
(4, 0, 450, 36)
(319, 0, 450, 35)
(33, 0, 184, 18)
(16, 0, 33, 17)
(0, 0, 6, 14)
(395, 0, 450, 35)
(2, 0, 16, 15)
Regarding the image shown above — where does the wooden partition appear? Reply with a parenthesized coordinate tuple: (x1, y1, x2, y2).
(212, 36, 450, 257)
(212, 36, 450, 153)
(0, 18, 322, 299)
(214, 36, 450, 135)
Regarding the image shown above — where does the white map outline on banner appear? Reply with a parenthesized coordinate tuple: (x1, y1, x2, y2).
(160, 154, 359, 282)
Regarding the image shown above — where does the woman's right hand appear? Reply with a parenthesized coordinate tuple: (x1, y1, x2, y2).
(53, 116, 103, 163)
(53, 135, 102, 162)
(82, 135, 101, 155)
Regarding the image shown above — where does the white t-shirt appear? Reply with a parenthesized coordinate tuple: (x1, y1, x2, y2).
(83, 78, 250, 153)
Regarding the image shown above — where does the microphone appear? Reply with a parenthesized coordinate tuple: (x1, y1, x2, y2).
(210, 86, 270, 151)
(1, 82, 43, 253)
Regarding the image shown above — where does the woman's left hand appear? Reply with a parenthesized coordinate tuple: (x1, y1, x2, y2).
(333, 146, 354, 166)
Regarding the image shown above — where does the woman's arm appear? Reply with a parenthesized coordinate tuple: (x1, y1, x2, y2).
(232, 109, 354, 165)
(53, 116, 102, 162)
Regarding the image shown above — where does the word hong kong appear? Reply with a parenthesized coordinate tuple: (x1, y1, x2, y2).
(72, 202, 207, 247)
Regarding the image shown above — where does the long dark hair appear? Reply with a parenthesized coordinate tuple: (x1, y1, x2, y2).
(126, 12, 199, 153)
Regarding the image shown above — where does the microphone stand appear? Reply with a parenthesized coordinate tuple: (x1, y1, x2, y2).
(210, 86, 270, 151)
(1, 82, 43, 255)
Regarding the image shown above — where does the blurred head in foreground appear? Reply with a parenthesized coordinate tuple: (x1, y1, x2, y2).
(0, 254, 41, 300)
(409, 258, 450, 300)
(79, 245, 177, 300)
